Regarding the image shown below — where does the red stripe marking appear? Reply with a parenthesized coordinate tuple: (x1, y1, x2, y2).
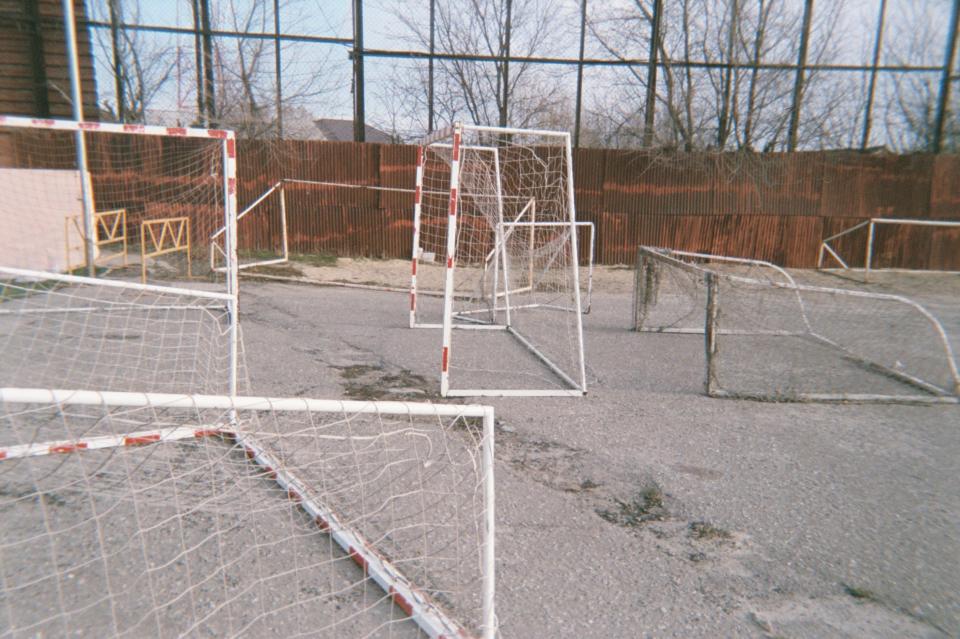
(411, 259, 417, 276)
(0, 116, 6, 123)
(79, 122, 100, 130)
(123, 123, 145, 133)
(442, 346, 449, 372)
(32, 119, 55, 127)
(207, 129, 227, 139)
(446, 257, 453, 269)
(193, 429, 220, 438)
(244, 447, 256, 459)
(448, 188, 458, 216)
(228, 177, 237, 195)
(124, 434, 161, 446)
(416, 145, 423, 166)
(287, 488, 301, 502)
(315, 515, 330, 531)
(165, 127, 187, 136)
(50, 443, 88, 454)
(263, 466, 277, 480)
(226, 138, 236, 158)
(348, 547, 369, 573)
(390, 587, 414, 616)
(414, 185, 421, 204)
(410, 292, 416, 311)
(452, 132, 461, 161)
(0, 451, 6, 460)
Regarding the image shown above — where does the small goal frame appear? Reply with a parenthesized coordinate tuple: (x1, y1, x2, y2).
(817, 217, 960, 279)
(634, 246, 960, 404)
(411, 123, 588, 398)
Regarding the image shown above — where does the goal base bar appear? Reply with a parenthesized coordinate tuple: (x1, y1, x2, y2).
(709, 388, 959, 405)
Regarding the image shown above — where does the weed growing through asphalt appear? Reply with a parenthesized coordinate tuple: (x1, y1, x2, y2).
(689, 520, 732, 541)
(596, 485, 667, 528)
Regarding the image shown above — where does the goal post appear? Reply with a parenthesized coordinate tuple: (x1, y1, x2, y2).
(634, 246, 960, 404)
(0, 114, 238, 285)
(0, 387, 496, 638)
(411, 123, 587, 397)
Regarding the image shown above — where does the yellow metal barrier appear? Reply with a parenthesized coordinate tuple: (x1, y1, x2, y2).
(64, 209, 129, 273)
(140, 216, 191, 284)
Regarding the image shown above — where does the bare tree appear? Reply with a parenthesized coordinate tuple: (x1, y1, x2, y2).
(384, 0, 572, 130)
(92, 0, 178, 122)
(588, 0, 848, 150)
(208, 0, 335, 138)
(881, 1, 960, 151)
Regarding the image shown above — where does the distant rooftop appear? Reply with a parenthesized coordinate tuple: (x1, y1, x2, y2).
(314, 118, 394, 143)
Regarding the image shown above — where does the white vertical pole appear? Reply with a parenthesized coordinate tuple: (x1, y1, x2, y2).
(222, 136, 239, 399)
(564, 134, 587, 393)
(492, 147, 512, 326)
(481, 406, 497, 639)
(62, 0, 96, 277)
(864, 219, 875, 282)
(440, 124, 463, 397)
(279, 181, 289, 261)
(410, 145, 425, 328)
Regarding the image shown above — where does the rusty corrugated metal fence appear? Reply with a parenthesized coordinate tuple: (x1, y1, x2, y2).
(231, 141, 959, 269)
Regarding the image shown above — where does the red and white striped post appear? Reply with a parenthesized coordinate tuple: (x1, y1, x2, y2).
(409, 144, 426, 328)
(439, 124, 463, 397)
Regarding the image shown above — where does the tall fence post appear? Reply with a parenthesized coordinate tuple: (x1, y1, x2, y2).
(352, 0, 366, 142)
(62, 0, 97, 277)
(573, 0, 587, 148)
(428, 0, 435, 132)
(787, 0, 814, 151)
(933, 0, 960, 153)
(643, 0, 663, 148)
(274, 0, 283, 138)
(499, 0, 513, 128)
(861, 0, 887, 150)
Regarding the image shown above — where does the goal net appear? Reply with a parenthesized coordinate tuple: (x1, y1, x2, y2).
(634, 247, 960, 404)
(410, 124, 587, 397)
(0, 267, 496, 638)
(0, 115, 236, 283)
(0, 389, 495, 638)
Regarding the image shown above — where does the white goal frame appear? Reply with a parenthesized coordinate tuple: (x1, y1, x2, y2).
(0, 114, 239, 286)
(0, 387, 496, 638)
(818, 217, 960, 279)
(410, 123, 588, 397)
(634, 246, 960, 404)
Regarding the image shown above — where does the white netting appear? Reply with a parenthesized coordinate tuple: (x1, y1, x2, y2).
(0, 119, 229, 281)
(0, 391, 493, 638)
(0, 268, 241, 396)
(0, 267, 495, 637)
(413, 126, 586, 395)
(634, 248, 960, 403)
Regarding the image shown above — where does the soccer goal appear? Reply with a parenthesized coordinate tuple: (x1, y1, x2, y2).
(410, 123, 587, 397)
(0, 267, 496, 638)
(634, 247, 960, 404)
(818, 217, 960, 279)
(0, 115, 237, 283)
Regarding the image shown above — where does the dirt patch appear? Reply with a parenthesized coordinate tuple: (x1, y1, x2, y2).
(333, 364, 438, 401)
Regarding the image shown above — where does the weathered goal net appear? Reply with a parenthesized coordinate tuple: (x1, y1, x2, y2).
(0, 268, 496, 638)
(410, 124, 587, 397)
(0, 115, 235, 282)
(634, 247, 960, 404)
